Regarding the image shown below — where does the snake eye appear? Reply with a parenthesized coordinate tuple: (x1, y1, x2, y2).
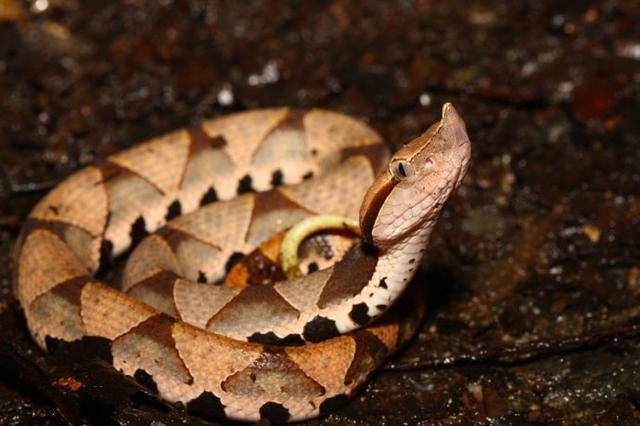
(390, 160, 415, 180)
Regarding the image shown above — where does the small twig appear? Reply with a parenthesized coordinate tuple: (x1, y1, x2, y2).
(385, 323, 640, 371)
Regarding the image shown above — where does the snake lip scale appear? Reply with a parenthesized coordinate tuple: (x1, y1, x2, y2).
(14, 103, 471, 422)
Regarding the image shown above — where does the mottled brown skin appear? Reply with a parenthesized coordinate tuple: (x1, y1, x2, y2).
(14, 106, 471, 422)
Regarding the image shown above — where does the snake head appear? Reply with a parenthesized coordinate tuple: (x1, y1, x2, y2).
(359, 103, 471, 248)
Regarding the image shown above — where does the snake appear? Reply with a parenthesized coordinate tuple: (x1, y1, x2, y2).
(13, 103, 471, 422)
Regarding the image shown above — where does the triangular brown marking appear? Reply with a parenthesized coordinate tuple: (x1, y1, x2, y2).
(121, 313, 174, 350)
(205, 284, 300, 331)
(50, 275, 92, 305)
(340, 143, 390, 174)
(26, 275, 90, 344)
(316, 243, 378, 309)
(97, 161, 129, 185)
(18, 218, 67, 246)
(187, 125, 227, 155)
(269, 108, 307, 132)
(156, 226, 191, 251)
(245, 189, 313, 242)
(100, 161, 165, 195)
(156, 226, 221, 252)
(183, 126, 228, 190)
(19, 218, 100, 272)
(221, 347, 325, 398)
(125, 270, 180, 317)
(250, 109, 307, 162)
(115, 314, 193, 385)
(344, 330, 388, 386)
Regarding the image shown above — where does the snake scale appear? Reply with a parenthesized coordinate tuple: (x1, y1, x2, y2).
(14, 103, 471, 422)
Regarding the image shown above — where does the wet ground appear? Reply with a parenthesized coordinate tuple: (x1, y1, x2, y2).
(0, 0, 639, 424)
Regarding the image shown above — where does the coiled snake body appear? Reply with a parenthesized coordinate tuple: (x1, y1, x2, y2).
(14, 104, 470, 422)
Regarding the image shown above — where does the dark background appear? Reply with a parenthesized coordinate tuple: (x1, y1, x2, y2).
(1, 0, 639, 424)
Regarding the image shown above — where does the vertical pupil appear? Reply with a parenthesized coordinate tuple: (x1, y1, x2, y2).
(398, 162, 406, 177)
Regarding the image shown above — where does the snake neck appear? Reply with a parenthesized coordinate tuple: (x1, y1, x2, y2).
(322, 218, 439, 335)
(370, 218, 438, 296)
